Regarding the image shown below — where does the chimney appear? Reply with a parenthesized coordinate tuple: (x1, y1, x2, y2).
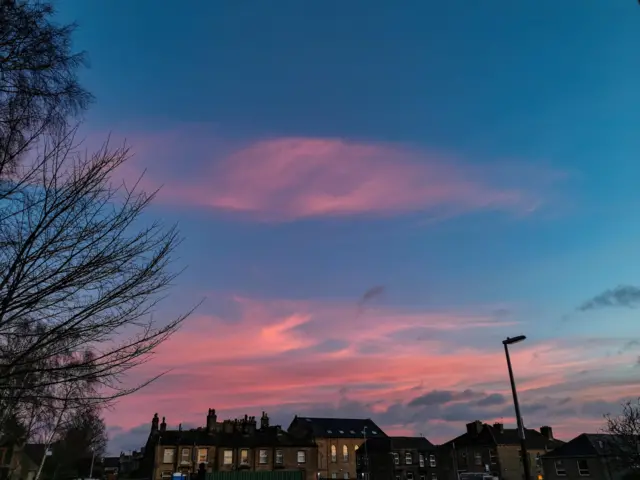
(206, 409, 217, 433)
(151, 413, 159, 434)
(493, 422, 504, 433)
(540, 426, 553, 440)
(465, 420, 483, 437)
(160, 416, 167, 433)
(261, 412, 270, 429)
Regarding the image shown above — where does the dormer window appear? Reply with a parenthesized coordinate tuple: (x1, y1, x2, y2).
(350, 430, 356, 434)
(339, 430, 344, 434)
(327, 430, 333, 434)
(372, 430, 378, 434)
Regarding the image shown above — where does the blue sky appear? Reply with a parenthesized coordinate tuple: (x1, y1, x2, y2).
(54, 0, 640, 452)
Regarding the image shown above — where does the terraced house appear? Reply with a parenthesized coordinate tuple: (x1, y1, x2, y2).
(143, 410, 317, 480)
(287, 417, 387, 480)
(441, 421, 564, 480)
(355, 436, 440, 480)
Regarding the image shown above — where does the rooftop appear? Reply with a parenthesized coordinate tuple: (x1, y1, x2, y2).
(289, 416, 387, 439)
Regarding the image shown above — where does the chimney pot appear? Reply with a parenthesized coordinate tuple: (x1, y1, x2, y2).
(540, 426, 553, 440)
(465, 420, 483, 437)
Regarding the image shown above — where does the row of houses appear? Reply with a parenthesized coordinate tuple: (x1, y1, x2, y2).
(133, 408, 638, 480)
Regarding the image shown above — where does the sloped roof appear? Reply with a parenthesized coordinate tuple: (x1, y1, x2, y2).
(543, 434, 634, 459)
(360, 437, 436, 453)
(444, 422, 564, 450)
(154, 426, 315, 448)
(289, 417, 387, 439)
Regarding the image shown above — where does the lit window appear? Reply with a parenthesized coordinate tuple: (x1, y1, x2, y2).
(297, 451, 306, 463)
(406, 452, 412, 465)
(197, 449, 208, 463)
(577, 460, 590, 476)
(240, 449, 249, 465)
(393, 453, 399, 465)
(259, 450, 268, 464)
(419, 454, 425, 467)
(163, 448, 175, 464)
(331, 445, 337, 462)
(429, 455, 436, 468)
(474, 452, 482, 466)
(275, 450, 283, 465)
(555, 460, 566, 476)
(223, 450, 233, 465)
(343, 445, 349, 462)
(181, 448, 190, 463)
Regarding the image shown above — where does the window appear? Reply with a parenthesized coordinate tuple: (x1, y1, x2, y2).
(429, 455, 436, 467)
(240, 449, 249, 465)
(297, 451, 306, 463)
(163, 448, 175, 464)
(259, 450, 268, 464)
(350, 430, 356, 434)
(275, 450, 283, 465)
(223, 450, 233, 465)
(419, 454, 425, 467)
(393, 453, 399, 465)
(420, 476, 426, 480)
(555, 460, 566, 476)
(489, 449, 497, 465)
(339, 430, 344, 434)
(332, 474, 337, 479)
(577, 460, 590, 476)
(395, 476, 400, 480)
(406, 452, 413, 464)
(431, 475, 437, 480)
(343, 445, 349, 462)
(535, 453, 541, 467)
(331, 445, 337, 462)
(161, 471, 172, 479)
(407, 473, 414, 480)
(181, 448, 191, 463)
(198, 448, 208, 463)
(328, 430, 333, 434)
(474, 452, 482, 466)
(372, 431, 378, 434)
(344, 474, 349, 479)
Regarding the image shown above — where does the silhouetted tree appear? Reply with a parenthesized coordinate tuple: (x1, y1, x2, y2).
(0, 0, 196, 435)
(603, 398, 640, 475)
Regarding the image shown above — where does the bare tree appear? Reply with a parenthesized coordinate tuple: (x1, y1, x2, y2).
(0, 131, 194, 431)
(0, 0, 92, 176)
(0, 0, 195, 435)
(603, 398, 640, 476)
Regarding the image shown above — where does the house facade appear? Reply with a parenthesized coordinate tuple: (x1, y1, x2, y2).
(542, 433, 638, 480)
(143, 410, 317, 480)
(355, 437, 440, 480)
(440, 421, 564, 480)
(287, 416, 387, 480)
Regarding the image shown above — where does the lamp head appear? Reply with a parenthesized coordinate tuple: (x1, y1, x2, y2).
(503, 335, 526, 345)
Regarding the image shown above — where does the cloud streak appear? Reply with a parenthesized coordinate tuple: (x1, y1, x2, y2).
(579, 285, 640, 311)
(109, 127, 563, 222)
(103, 294, 640, 454)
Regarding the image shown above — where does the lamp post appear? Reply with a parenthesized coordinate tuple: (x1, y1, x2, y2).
(503, 335, 532, 480)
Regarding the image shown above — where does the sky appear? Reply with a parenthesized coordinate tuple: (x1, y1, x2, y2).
(53, 0, 640, 454)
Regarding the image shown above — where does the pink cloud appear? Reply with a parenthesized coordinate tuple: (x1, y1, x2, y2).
(104, 295, 639, 445)
(105, 128, 563, 221)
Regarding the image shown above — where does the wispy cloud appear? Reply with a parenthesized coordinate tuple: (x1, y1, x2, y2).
(103, 294, 639, 451)
(579, 285, 640, 311)
(106, 127, 563, 222)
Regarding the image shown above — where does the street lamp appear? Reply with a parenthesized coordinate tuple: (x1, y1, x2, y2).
(503, 335, 532, 480)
